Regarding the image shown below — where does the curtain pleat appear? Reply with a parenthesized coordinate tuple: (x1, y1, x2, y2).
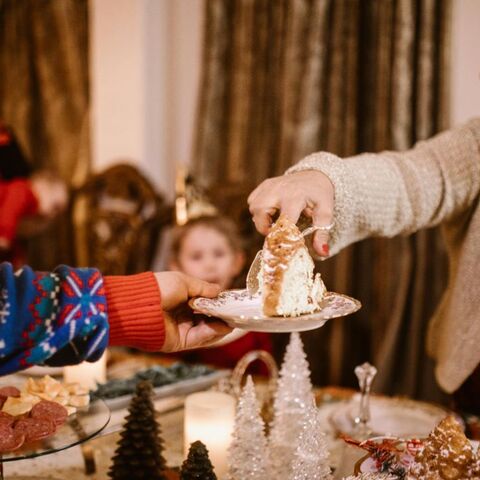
(0, 0, 89, 268)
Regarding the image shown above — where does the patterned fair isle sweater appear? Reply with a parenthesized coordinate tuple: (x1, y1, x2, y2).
(0, 262, 165, 376)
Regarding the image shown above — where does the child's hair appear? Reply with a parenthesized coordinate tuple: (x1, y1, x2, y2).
(0, 124, 33, 180)
(170, 215, 244, 260)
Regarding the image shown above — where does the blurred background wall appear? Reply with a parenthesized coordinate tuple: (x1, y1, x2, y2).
(449, 0, 480, 125)
(90, 0, 204, 199)
(89, 0, 480, 187)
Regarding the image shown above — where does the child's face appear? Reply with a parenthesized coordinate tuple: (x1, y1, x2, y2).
(174, 225, 244, 289)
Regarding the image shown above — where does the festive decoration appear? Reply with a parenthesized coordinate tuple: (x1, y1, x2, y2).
(290, 404, 332, 480)
(409, 416, 480, 479)
(342, 436, 412, 479)
(343, 475, 398, 479)
(175, 165, 218, 225)
(269, 333, 315, 477)
(181, 441, 217, 480)
(228, 376, 269, 480)
(108, 380, 167, 479)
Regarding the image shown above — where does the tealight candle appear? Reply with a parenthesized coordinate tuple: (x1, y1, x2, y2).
(63, 352, 107, 390)
(184, 391, 236, 478)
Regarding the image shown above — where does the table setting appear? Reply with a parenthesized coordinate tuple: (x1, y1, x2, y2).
(1, 215, 478, 479)
(2, 333, 478, 479)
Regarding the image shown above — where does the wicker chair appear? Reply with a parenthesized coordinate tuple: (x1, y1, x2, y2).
(71, 164, 172, 275)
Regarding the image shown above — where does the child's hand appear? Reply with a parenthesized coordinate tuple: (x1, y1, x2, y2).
(154, 272, 232, 352)
(30, 173, 68, 218)
(0, 236, 10, 250)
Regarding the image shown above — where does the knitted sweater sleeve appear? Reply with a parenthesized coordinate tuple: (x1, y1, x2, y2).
(0, 263, 165, 375)
(286, 119, 480, 256)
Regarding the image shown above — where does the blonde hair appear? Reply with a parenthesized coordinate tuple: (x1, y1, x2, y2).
(170, 215, 244, 260)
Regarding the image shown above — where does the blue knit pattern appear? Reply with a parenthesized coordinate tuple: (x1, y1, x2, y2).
(0, 262, 109, 376)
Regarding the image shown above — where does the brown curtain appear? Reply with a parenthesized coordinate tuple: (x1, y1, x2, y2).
(194, 0, 451, 403)
(0, 0, 90, 268)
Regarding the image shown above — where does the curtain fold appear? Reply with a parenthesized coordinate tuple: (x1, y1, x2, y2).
(0, 0, 90, 268)
(194, 0, 451, 402)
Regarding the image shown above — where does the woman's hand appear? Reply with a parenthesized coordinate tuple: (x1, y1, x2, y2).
(248, 170, 335, 257)
(154, 272, 232, 352)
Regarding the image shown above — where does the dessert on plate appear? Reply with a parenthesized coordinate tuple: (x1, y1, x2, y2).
(258, 215, 327, 317)
(349, 416, 480, 479)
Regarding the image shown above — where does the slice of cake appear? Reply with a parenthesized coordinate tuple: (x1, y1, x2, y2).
(258, 215, 327, 317)
(409, 415, 480, 480)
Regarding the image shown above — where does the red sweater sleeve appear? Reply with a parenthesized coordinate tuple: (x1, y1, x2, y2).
(104, 272, 166, 351)
(0, 179, 39, 241)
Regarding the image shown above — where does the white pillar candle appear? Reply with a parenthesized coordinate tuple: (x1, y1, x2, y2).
(63, 352, 107, 390)
(184, 391, 236, 478)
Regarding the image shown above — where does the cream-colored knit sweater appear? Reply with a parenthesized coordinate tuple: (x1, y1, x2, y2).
(287, 118, 480, 393)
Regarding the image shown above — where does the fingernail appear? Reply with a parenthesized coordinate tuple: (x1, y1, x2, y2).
(321, 243, 329, 255)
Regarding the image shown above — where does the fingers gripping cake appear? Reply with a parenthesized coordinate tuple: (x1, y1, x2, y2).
(258, 215, 327, 317)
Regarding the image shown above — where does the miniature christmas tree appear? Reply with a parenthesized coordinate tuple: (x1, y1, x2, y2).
(181, 441, 217, 480)
(228, 376, 269, 480)
(290, 404, 332, 480)
(108, 380, 167, 479)
(269, 333, 315, 477)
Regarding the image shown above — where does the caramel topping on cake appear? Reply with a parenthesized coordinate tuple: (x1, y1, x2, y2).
(263, 216, 305, 275)
(410, 416, 480, 480)
(262, 216, 305, 315)
(259, 215, 326, 317)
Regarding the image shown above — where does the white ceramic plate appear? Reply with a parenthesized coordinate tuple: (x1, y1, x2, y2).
(189, 289, 361, 333)
(206, 328, 248, 347)
(330, 395, 455, 438)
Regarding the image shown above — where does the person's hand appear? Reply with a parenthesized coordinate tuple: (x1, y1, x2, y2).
(0, 236, 10, 250)
(248, 170, 335, 257)
(30, 173, 68, 218)
(154, 272, 232, 352)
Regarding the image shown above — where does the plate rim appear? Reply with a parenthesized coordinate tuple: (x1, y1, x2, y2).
(189, 288, 362, 323)
(329, 395, 462, 438)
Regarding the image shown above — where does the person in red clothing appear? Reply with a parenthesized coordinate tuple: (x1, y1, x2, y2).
(169, 215, 272, 369)
(0, 179, 39, 251)
(0, 122, 68, 266)
(0, 121, 33, 180)
(0, 173, 68, 265)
